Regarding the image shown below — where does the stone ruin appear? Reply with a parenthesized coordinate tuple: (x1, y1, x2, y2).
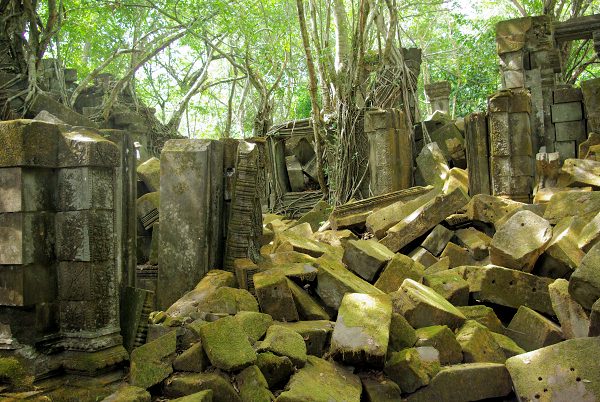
(2, 13, 600, 402)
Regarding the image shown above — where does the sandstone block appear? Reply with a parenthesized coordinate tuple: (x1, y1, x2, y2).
(423, 270, 470, 306)
(55, 210, 114, 262)
(589, 298, 600, 336)
(0, 212, 54, 265)
(416, 142, 449, 187)
(342, 239, 394, 282)
(0, 167, 55, 212)
(408, 247, 439, 267)
(277, 320, 334, 357)
(254, 272, 299, 322)
(236, 365, 274, 402)
(388, 313, 417, 352)
(549, 278, 590, 339)
(257, 325, 307, 367)
(569, 242, 600, 309)
(454, 228, 491, 260)
(198, 316, 256, 371)
(136, 157, 160, 192)
(163, 372, 240, 401)
(384, 347, 440, 393)
(465, 194, 524, 226)
(543, 191, 600, 224)
(421, 224, 454, 256)
(506, 306, 563, 351)
(130, 331, 177, 389)
(415, 325, 462, 365)
(255, 352, 294, 389)
(457, 305, 504, 334)
(455, 320, 505, 363)
(173, 342, 209, 373)
(374, 254, 425, 293)
(0, 120, 59, 167)
(360, 376, 402, 402)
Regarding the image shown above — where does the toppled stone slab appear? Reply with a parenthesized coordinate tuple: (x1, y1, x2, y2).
(277, 356, 362, 402)
(569, 242, 600, 309)
(409, 247, 439, 267)
(549, 279, 590, 339)
(391, 279, 466, 329)
(257, 325, 307, 367)
(374, 254, 425, 293)
(490, 210, 552, 271)
(342, 239, 394, 282)
(330, 293, 392, 367)
(416, 142, 450, 188)
(538, 216, 585, 278)
(254, 272, 299, 322)
(236, 365, 274, 402)
(277, 320, 334, 357)
(506, 337, 600, 401)
(491, 332, 525, 359)
(406, 363, 512, 402)
(577, 210, 600, 252)
(455, 320, 505, 363)
(163, 372, 240, 401)
(137, 157, 160, 192)
(421, 225, 454, 256)
(560, 158, 600, 187)
(415, 325, 462, 365)
(130, 331, 177, 389)
(423, 270, 469, 306)
(543, 190, 600, 224)
(198, 316, 256, 371)
(384, 347, 440, 393)
(200, 287, 259, 316)
(286, 279, 330, 321)
(380, 188, 470, 252)
(273, 232, 326, 258)
(439, 242, 477, 268)
(170, 390, 213, 402)
(473, 265, 554, 315)
(506, 306, 563, 351)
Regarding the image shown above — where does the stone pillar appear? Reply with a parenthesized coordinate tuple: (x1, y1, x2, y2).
(582, 77, 600, 133)
(551, 86, 586, 159)
(488, 90, 534, 202)
(364, 108, 413, 196)
(223, 141, 263, 271)
(464, 112, 491, 196)
(424, 81, 451, 114)
(157, 139, 224, 310)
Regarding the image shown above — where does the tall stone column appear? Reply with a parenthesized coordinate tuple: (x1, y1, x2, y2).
(424, 81, 451, 114)
(158, 139, 224, 310)
(464, 112, 491, 196)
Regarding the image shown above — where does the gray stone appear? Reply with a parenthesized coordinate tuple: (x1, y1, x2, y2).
(0, 212, 54, 266)
(423, 270, 470, 306)
(388, 313, 417, 352)
(173, 342, 209, 373)
(0, 167, 55, 213)
(551, 102, 583, 123)
(464, 112, 491, 196)
(457, 305, 504, 334)
(255, 352, 294, 389)
(589, 298, 600, 336)
(544, 191, 600, 224)
(454, 228, 491, 261)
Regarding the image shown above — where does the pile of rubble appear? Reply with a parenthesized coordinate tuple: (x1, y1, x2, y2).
(108, 153, 600, 401)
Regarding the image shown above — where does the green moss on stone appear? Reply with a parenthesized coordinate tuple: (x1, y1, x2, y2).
(199, 316, 256, 371)
(236, 365, 274, 402)
(255, 352, 294, 389)
(257, 325, 307, 367)
(234, 311, 274, 343)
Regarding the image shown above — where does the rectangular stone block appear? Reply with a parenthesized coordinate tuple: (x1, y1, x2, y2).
(551, 102, 583, 123)
(55, 210, 114, 262)
(554, 86, 583, 104)
(509, 113, 533, 155)
(0, 167, 56, 212)
(57, 128, 120, 168)
(0, 264, 56, 306)
(555, 120, 586, 142)
(0, 120, 59, 167)
(499, 51, 524, 70)
(502, 70, 525, 89)
(60, 299, 118, 333)
(57, 167, 114, 211)
(582, 77, 600, 114)
(555, 141, 577, 160)
(0, 212, 55, 265)
(57, 261, 116, 302)
(464, 112, 491, 196)
(488, 113, 510, 157)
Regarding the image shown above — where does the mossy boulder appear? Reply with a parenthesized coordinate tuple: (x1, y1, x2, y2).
(101, 385, 151, 402)
(276, 320, 334, 357)
(173, 342, 209, 373)
(257, 325, 307, 367)
(415, 325, 462, 365)
(455, 321, 505, 363)
(136, 157, 160, 192)
(360, 375, 402, 401)
(199, 316, 257, 371)
(171, 390, 213, 401)
(236, 365, 274, 402)
(384, 347, 441, 394)
(163, 372, 240, 401)
(255, 352, 294, 389)
(0, 357, 33, 390)
(201, 287, 259, 316)
(234, 311, 273, 343)
(130, 331, 177, 389)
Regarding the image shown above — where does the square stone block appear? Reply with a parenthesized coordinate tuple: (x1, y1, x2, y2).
(555, 120, 586, 142)
(554, 87, 583, 104)
(555, 141, 577, 160)
(55, 210, 114, 262)
(0, 120, 59, 168)
(0, 167, 56, 213)
(551, 102, 583, 123)
(58, 128, 120, 168)
(502, 70, 525, 89)
(57, 167, 114, 211)
(0, 212, 55, 265)
(0, 264, 56, 306)
(57, 261, 116, 302)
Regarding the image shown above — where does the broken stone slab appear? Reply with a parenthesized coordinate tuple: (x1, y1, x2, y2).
(543, 190, 600, 224)
(506, 337, 600, 401)
(286, 155, 305, 192)
(506, 306, 564, 351)
(454, 228, 491, 261)
(101, 385, 151, 402)
(569, 242, 600, 309)
(256, 324, 307, 367)
(173, 342, 209, 373)
(236, 365, 274, 402)
(442, 168, 469, 195)
(380, 187, 471, 253)
(253, 271, 299, 322)
(415, 325, 462, 365)
(406, 363, 512, 402)
(579, 132, 600, 159)
(424, 256, 450, 275)
(589, 298, 600, 336)
(384, 347, 441, 394)
(329, 293, 392, 367)
(130, 331, 177, 389)
(342, 239, 394, 282)
(533, 187, 592, 204)
(421, 225, 454, 256)
(416, 142, 450, 188)
(549, 279, 590, 339)
(374, 254, 425, 293)
(315, 254, 384, 310)
(455, 320, 505, 363)
(277, 356, 362, 402)
(287, 279, 330, 321)
(390, 279, 466, 329)
(198, 316, 256, 371)
(465, 194, 524, 226)
(408, 247, 439, 268)
(136, 157, 160, 192)
(255, 352, 294, 389)
(423, 270, 470, 306)
(360, 375, 402, 402)
(312, 229, 357, 248)
(490, 210, 552, 272)
(163, 372, 240, 401)
(277, 320, 334, 357)
(294, 200, 331, 232)
(559, 158, 600, 187)
(388, 313, 417, 352)
(457, 305, 505, 334)
(473, 265, 554, 315)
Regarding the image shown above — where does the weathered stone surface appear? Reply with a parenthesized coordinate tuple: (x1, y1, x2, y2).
(455, 320, 505, 363)
(569, 242, 600, 309)
(0, 120, 60, 167)
(384, 347, 440, 393)
(424, 256, 450, 274)
(315, 254, 384, 310)
(295, 201, 332, 232)
(136, 157, 160, 192)
(170, 390, 213, 402)
(360, 375, 402, 402)
(549, 279, 590, 339)
(560, 158, 600, 187)
(312, 229, 356, 248)
(590, 298, 600, 336)
(423, 270, 469, 306)
(0, 264, 56, 306)
(439, 242, 477, 268)
(380, 188, 470, 252)
(0, 167, 55, 213)
(200, 287, 259, 316)
(465, 194, 524, 226)
(330, 293, 391, 367)
(374, 254, 425, 293)
(490, 210, 552, 271)
(173, 342, 209, 373)
(491, 332, 525, 359)
(406, 363, 512, 402)
(474, 265, 554, 315)
(257, 325, 307, 367)
(578, 210, 600, 252)
(464, 112, 491, 196)
(277, 356, 362, 402)
(543, 190, 600, 224)
(537, 216, 585, 278)
(506, 337, 600, 401)
(255, 352, 294, 389)
(130, 331, 177, 389)
(415, 325, 462, 365)
(254, 271, 298, 322)
(54, 210, 113, 262)
(506, 306, 563, 351)
(273, 232, 326, 258)
(391, 279, 466, 329)
(277, 320, 334, 357)
(457, 305, 505, 334)
(342, 239, 394, 282)
(236, 365, 274, 402)
(198, 316, 256, 371)
(416, 142, 450, 188)
(286, 279, 330, 321)
(234, 311, 273, 344)
(421, 225, 454, 256)
(454, 228, 491, 261)
(408, 247, 439, 267)
(163, 372, 240, 401)
(388, 313, 417, 352)
(101, 385, 151, 402)
(58, 128, 120, 168)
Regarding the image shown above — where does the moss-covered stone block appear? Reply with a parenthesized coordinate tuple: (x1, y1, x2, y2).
(173, 342, 209, 373)
(415, 325, 462, 365)
(360, 375, 402, 401)
(374, 254, 425, 293)
(257, 324, 307, 367)
(0, 120, 59, 168)
(102, 385, 151, 402)
(506, 306, 564, 351)
(384, 347, 441, 393)
(287, 279, 330, 320)
(255, 352, 294, 389)
(569, 242, 600, 309)
(234, 311, 273, 343)
(423, 270, 469, 306)
(163, 372, 240, 401)
(199, 316, 256, 371)
(342, 239, 394, 282)
(254, 272, 299, 322)
(201, 287, 259, 316)
(136, 157, 160, 192)
(388, 313, 417, 353)
(457, 305, 505, 334)
(236, 365, 274, 402)
(171, 390, 213, 402)
(491, 332, 525, 359)
(455, 320, 505, 363)
(130, 331, 177, 389)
